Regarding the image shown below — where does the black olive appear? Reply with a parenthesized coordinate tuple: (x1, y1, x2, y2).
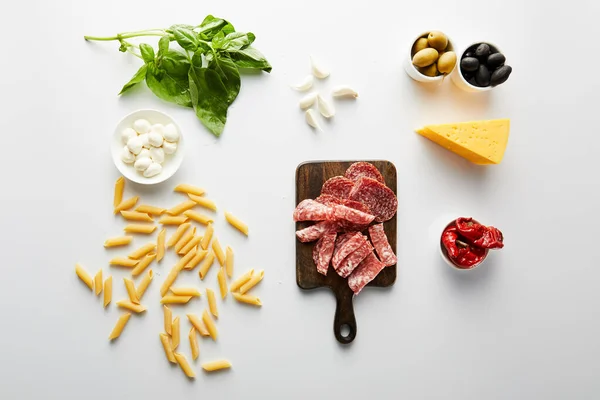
(463, 51, 474, 59)
(467, 76, 478, 87)
(486, 53, 506, 69)
(460, 57, 479, 72)
(475, 64, 491, 86)
(475, 43, 491, 59)
(462, 71, 475, 80)
(490, 65, 512, 86)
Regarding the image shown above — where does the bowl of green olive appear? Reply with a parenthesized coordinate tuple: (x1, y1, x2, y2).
(404, 30, 457, 83)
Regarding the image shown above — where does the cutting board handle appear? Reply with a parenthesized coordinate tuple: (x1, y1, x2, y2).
(333, 290, 356, 344)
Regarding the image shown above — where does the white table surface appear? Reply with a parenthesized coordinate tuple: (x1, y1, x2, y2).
(2, 0, 599, 399)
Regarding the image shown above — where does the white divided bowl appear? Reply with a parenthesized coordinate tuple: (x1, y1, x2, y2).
(111, 109, 184, 185)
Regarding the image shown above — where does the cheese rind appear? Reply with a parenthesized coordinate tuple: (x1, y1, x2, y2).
(416, 119, 510, 164)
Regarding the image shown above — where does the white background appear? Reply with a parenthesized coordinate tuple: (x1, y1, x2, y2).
(1, 0, 599, 399)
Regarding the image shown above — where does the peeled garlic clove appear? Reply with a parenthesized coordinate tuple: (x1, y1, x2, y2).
(121, 127, 137, 144)
(133, 119, 151, 134)
(121, 146, 135, 164)
(162, 141, 177, 155)
(305, 109, 321, 131)
(299, 92, 318, 109)
(317, 95, 335, 118)
(149, 147, 165, 164)
(163, 123, 180, 142)
(291, 75, 314, 91)
(332, 85, 359, 99)
(127, 136, 143, 155)
(134, 157, 152, 172)
(310, 56, 330, 79)
(143, 162, 162, 178)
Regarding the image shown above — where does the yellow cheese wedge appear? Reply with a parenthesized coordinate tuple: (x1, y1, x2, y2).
(416, 119, 510, 165)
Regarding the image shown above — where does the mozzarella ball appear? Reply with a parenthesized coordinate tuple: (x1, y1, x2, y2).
(148, 131, 164, 147)
(121, 127, 137, 144)
(163, 123, 180, 142)
(120, 146, 135, 164)
(139, 133, 150, 149)
(127, 136, 143, 155)
(162, 140, 177, 155)
(143, 162, 162, 178)
(134, 157, 152, 172)
(137, 148, 151, 160)
(150, 124, 165, 135)
(149, 147, 165, 164)
(133, 119, 151, 134)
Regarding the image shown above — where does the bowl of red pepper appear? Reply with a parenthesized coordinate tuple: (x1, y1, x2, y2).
(440, 217, 504, 270)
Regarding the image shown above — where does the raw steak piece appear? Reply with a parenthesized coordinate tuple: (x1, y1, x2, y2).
(332, 204, 375, 225)
(312, 232, 337, 275)
(348, 252, 386, 295)
(296, 221, 337, 243)
(344, 162, 385, 184)
(321, 176, 355, 199)
(349, 177, 398, 222)
(368, 223, 397, 267)
(336, 241, 373, 278)
(315, 194, 343, 207)
(293, 199, 333, 222)
(332, 233, 368, 270)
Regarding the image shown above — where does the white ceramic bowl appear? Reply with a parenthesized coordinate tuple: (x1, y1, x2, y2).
(111, 109, 184, 185)
(404, 31, 457, 83)
(450, 41, 502, 92)
(439, 219, 489, 271)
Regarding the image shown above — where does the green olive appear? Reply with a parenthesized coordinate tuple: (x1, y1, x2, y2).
(412, 48, 439, 68)
(419, 63, 439, 77)
(427, 31, 448, 51)
(411, 37, 429, 56)
(437, 51, 457, 74)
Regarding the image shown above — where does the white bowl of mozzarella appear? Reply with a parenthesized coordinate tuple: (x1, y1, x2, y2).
(112, 109, 184, 185)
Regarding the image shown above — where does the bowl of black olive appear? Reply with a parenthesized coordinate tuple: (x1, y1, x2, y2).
(451, 42, 512, 92)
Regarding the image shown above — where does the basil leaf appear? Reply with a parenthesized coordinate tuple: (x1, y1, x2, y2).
(207, 54, 240, 104)
(171, 26, 198, 51)
(140, 44, 155, 63)
(211, 31, 226, 49)
(119, 64, 147, 95)
(197, 15, 234, 39)
(158, 50, 190, 78)
(221, 32, 255, 51)
(158, 35, 170, 57)
(221, 22, 235, 35)
(227, 47, 272, 72)
(146, 62, 192, 107)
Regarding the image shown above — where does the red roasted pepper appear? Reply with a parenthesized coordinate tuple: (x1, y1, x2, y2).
(455, 217, 504, 249)
(442, 218, 504, 269)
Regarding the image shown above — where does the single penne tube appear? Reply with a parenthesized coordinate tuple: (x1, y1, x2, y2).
(174, 353, 195, 378)
(207, 288, 218, 318)
(75, 263, 94, 290)
(135, 204, 165, 215)
(114, 196, 139, 214)
(187, 313, 210, 336)
(109, 257, 139, 268)
(184, 210, 213, 225)
(103, 236, 133, 248)
(202, 309, 218, 341)
(188, 194, 217, 211)
(225, 246, 234, 278)
(113, 177, 124, 209)
(160, 250, 197, 296)
(128, 243, 156, 260)
(179, 235, 201, 255)
(212, 237, 225, 266)
(239, 270, 264, 295)
(166, 200, 196, 216)
(103, 276, 112, 307)
(167, 223, 191, 248)
(171, 316, 180, 350)
(108, 313, 131, 340)
(160, 295, 193, 305)
(94, 269, 103, 296)
(163, 305, 172, 335)
(120, 210, 154, 222)
(189, 327, 199, 360)
(174, 226, 196, 254)
(202, 360, 232, 372)
(159, 333, 176, 363)
(136, 269, 154, 299)
(200, 223, 214, 250)
(156, 228, 166, 262)
(123, 278, 140, 304)
(131, 252, 156, 276)
(230, 269, 254, 292)
(174, 184, 205, 197)
(116, 300, 147, 313)
(198, 251, 215, 280)
(170, 287, 201, 297)
(159, 215, 188, 225)
(184, 250, 208, 271)
(124, 224, 156, 234)
(232, 292, 262, 307)
(217, 268, 227, 299)
(224, 211, 249, 236)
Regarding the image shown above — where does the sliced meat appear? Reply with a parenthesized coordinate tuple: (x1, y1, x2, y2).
(334, 232, 356, 252)
(296, 221, 337, 243)
(336, 241, 373, 278)
(341, 199, 371, 215)
(332, 233, 368, 270)
(321, 176, 355, 199)
(348, 252, 386, 295)
(315, 194, 343, 207)
(332, 204, 375, 225)
(312, 232, 337, 275)
(368, 223, 397, 267)
(344, 162, 385, 184)
(293, 199, 333, 222)
(349, 177, 398, 222)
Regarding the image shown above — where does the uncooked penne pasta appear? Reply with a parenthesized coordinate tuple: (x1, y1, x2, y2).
(172, 316, 180, 350)
(94, 269, 103, 296)
(159, 333, 176, 363)
(131, 252, 156, 276)
(116, 300, 147, 313)
(207, 288, 218, 318)
(167, 223, 190, 248)
(184, 249, 208, 271)
(166, 200, 196, 216)
(160, 295, 193, 305)
(225, 246, 234, 278)
(174, 184, 205, 197)
(103, 276, 112, 307)
(136, 270, 153, 299)
(159, 215, 188, 225)
(120, 210, 153, 222)
(202, 309, 218, 341)
(174, 353, 195, 378)
(217, 268, 227, 299)
(202, 360, 232, 372)
(188, 194, 217, 211)
(124, 224, 156, 234)
(135, 204, 165, 215)
(109, 313, 131, 340)
(174, 226, 195, 254)
(103, 236, 133, 248)
(113, 177, 124, 209)
(159, 250, 197, 296)
(170, 287, 201, 297)
(109, 257, 139, 268)
(114, 196, 139, 214)
(200, 223, 214, 250)
(123, 278, 140, 304)
(230, 269, 254, 292)
(128, 243, 156, 260)
(163, 305, 172, 335)
(187, 313, 210, 337)
(232, 292, 262, 307)
(239, 270, 264, 295)
(212, 237, 225, 266)
(179, 235, 201, 255)
(189, 327, 199, 360)
(224, 211, 248, 236)
(75, 263, 93, 290)
(184, 210, 213, 225)
(156, 228, 166, 262)
(198, 251, 215, 280)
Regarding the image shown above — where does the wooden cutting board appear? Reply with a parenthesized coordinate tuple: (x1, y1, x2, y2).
(295, 160, 397, 344)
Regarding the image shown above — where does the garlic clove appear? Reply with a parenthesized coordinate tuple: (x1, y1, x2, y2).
(332, 85, 359, 99)
(305, 109, 322, 131)
(310, 56, 330, 79)
(299, 92, 318, 109)
(291, 75, 314, 91)
(317, 95, 335, 118)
